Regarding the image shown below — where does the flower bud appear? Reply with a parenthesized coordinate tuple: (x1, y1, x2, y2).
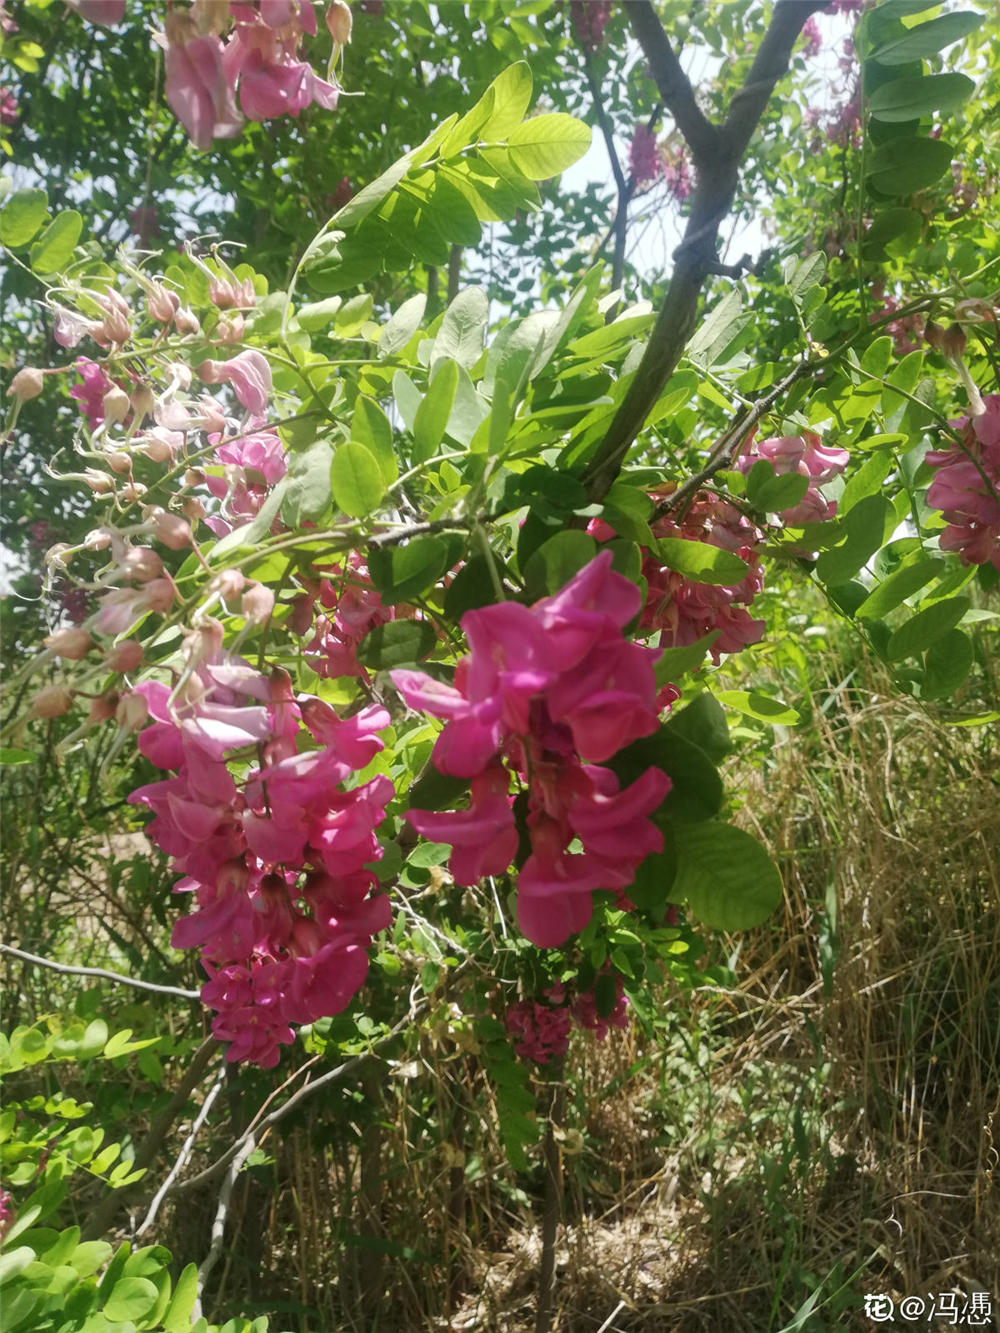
(326, 0, 352, 43)
(44, 626, 93, 660)
(122, 547, 164, 582)
(210, 568, 246, 602)
(941, 322, 967, 359)
(183, 496, 206, 523)
(241, 582, 275, 624)
(107, 639, 143, 671)
(102, 385, 131, 425)
(147, 283, 180, 324)
(131, 383, 156, 421)
(216, 313, 245, 344)
(121, 482, 147, 502)
(9, 367, 44, 401)
(89, 691, 120, 723)
(115, 691, 148, 731)
(44, 543, 73, 566)
(106, 450, 132, 474)
(151, 509, 193, 550)
(173, 306, 201, 336)
(136, 432, 174, 464)
(97, 289, 131, 345)
(30, 685, 74, 719)
(84, 528, 112, 550)
(185, 467, 205, 487)
(82, 468, 115, 494)
(145, 577, 175, 614)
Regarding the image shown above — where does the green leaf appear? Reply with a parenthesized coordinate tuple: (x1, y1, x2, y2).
(103, 1276, 159, 1322)
(29, 210, 83, 274)
(523, 530, 597, 599)
(0, 749, 36, 765)
(0, 1248, 35, 1286)
(413, 358, 459, 462)
(655, 537, 750, 585)
(408, 841, 452, 868)
(434, 287, 488, 368)
(0, 187, 48, 247)
(654, 632, 721, 683)
(687, 290, 750, 367)
(330, 441, 383, 517)
(815, 494, 892, 585)
(479, 62, 534, 139)
(715, 691, 800, 725)
(162, 1263, 199, 1333)
(867, 136, 954, 195)
(665, 691, 731, 764)
(885, 596, 971, 661)
(922, 628, 973, 698)
(352, 398, 397, 485)
(295, 296, 342, 332)
(505, 113, 592, 180)
(868, 72, 975, 122)
(746, 462, 810, 515)
(670, 823, 783, 930)
(870, 10, 984, 64)
(280, 440, 334, 525)
(378, 294, 426, 360)
(838, 451, 893, 514)
(855, 557, 942, 619)
(357, 620, 437, 670)
(369, 536, 449, 604)
(783, 251, 826, 299)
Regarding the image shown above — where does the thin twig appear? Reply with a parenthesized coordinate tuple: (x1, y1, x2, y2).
(134, 1064, 227, 1239)
(0, 942, 200, 1000)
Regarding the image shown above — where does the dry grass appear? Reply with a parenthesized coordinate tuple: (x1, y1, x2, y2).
(229, 642, 997, 1333)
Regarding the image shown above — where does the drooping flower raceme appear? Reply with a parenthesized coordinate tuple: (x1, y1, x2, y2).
(925, 394, 1000, 571)
(129, 651, 393, 1067)
(737, 433, 850, 526)
(392, 553, 671, 949)
(505, 975, 630, 1065)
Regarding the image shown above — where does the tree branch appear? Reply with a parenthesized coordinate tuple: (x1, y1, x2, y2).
(0, 943, 200, 1000)
(581, 0, 829, 503)
(622, 0, 720, 167)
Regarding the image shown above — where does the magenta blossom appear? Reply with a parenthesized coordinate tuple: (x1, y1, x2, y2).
(925, 395, 1000, 571)
(69, 357, 114, 429)
(629, 126, 660, 185)
(161, 27, 242, 150)
(393, 553, 670, 948)
(128, 661, 394, 1068)
(198, 349, 272, 413)
(66, 0, 126, 25)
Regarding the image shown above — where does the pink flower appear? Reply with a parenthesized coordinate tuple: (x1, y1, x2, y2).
(129, 664, 393, 1067)
(394, 553, 668, 948)
(629, 126, 660, 186)
(800, 16, 821, 56)
(66, 0, 126, 25)
(69, 358, 113, 429)
(198, 349, 272, 413)
(738, 433, 849, 526)
(925, 395, 1000, 571)
(162, 30, 242, 150)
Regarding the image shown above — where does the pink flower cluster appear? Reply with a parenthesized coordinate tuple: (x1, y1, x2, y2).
(593, 497, 766, 660)
(158, 2, 344, 150)
(392, 553, 670, 949)
(129, 648, 393, 1067)
(925, 395, 1000, 571)
(870, 282, 924, 356)
(570, 0, 612, 50)
(662, 146, 692, 204)
(506, 977, 629, 1065)
(800, 16, 822, 56)
(629, 126, 660, 186)
(299, 555, 394, 679)
(738, 433, 850, 526)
